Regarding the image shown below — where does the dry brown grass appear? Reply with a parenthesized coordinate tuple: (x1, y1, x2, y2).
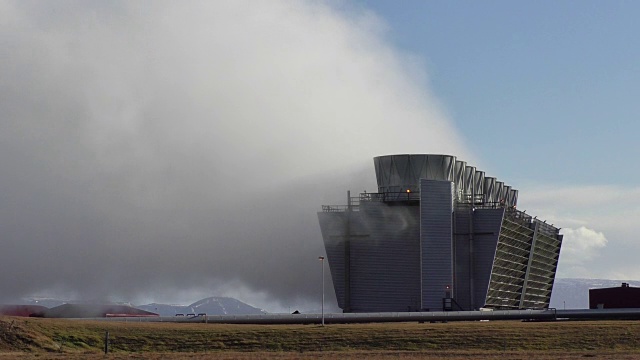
(3, 351, 640, 360)
(2, 317, 640, 358)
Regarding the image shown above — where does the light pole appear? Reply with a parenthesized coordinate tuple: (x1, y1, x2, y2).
(318, 256, 325, 326)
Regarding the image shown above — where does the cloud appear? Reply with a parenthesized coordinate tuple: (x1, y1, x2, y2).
(0, 1, 467, 309)
(556, 226, 607, 277)
(560, 227, 608, 264)
(520, 184, 640, 241)
(519, 184, 640, 279)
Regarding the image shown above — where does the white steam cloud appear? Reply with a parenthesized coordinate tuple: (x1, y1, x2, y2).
(557, 227, 608, 278)
(520, 184, 640, 280)
(0, 1, 468, 310)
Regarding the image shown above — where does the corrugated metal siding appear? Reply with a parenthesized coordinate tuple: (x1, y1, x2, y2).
(472, 208, 504, 309)
(349, 202, 421, 312)
(317, 211, 349, 309)
(453, 208, 472, 310)
(420, 179, 454, 311)
(373, 155, 456, 193)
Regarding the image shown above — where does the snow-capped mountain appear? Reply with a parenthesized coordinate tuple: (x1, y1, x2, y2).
(21, 297, 68, 308)
(137, 297, 266, 316)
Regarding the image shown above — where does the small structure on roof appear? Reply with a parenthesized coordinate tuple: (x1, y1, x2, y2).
(589, 283, 640, 309)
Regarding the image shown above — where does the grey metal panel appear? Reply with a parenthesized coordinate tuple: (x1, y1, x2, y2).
(373, 154, 457, 194)
(373, 155, 392, 192)
(502, 185, 512, 206)
(420, 179, 454, 311)
(409, 155, 426, 185)
(474, 171, 485, 203)
(472, 208, 504, 309)
(393, 155, 410, 190)
(317, 211, 349, 309)
(453, 208, 472, 310)
(349, 201, 421, 312)
(510, 189, 519, 207)
(374, 158, 382, 190)
(464, 166, 476, 198)
(494, 181, 504, 205)
(483, 177, 496, 203)
(426, 155, 455, 181)
(454, 160, 466, 199)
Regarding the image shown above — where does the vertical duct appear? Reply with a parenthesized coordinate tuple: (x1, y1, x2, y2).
(454, 160, 466, 201)
(502, 185, 512, 206)
(464, 166, 476, 202)
(494, 181, 504, 205)
(420, 179, 454, 311)
(474, 171, 485, 204)
(483, 177, 496, 204)
(510, 189, 519, 207)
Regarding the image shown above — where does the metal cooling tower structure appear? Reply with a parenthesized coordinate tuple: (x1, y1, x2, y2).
(318, 154, 562, 313)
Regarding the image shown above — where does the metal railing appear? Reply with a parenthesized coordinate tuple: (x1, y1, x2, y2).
(360, 192, 420, 202)
(321, 205, 358, 212)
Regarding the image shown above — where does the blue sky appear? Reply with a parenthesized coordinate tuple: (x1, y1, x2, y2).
(357, 0, 640, 185)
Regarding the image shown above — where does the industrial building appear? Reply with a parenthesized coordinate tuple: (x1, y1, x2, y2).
(317, 154, 563, 312)
(589, 283, 640, 309)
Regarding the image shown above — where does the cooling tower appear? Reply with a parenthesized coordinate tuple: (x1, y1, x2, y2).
(318, 154, 562, 312)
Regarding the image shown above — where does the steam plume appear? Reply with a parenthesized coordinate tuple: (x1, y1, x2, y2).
(0, 1, 468, 310)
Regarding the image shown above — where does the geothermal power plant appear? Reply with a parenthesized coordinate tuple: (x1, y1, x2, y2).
(318, 154, 563, 313)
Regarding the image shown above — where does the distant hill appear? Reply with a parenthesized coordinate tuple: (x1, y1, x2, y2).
(137, 297, 266, 316)
(550, 278, 640, 309)
(14, 281, 629, 315)
(21, 297, 68, 309)
(15, 296, 266, 316)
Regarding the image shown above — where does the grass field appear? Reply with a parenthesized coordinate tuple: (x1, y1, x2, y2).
(2, 316, 640, 359)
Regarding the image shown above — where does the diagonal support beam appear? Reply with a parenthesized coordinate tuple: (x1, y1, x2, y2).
(520, 221, 539, 308)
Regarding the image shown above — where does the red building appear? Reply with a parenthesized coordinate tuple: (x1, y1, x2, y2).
(0, 305, 48, 317)
(589, 283, 640, 309)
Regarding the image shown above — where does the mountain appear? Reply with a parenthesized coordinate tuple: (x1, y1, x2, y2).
(14, 280, 634, 315)
(21, 297, 68, 308)
(550, 278, 640, 309)
(137, 297, 266, 316)
(14, 296, 266, 316)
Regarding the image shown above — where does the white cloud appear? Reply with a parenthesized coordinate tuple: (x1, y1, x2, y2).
(560, 227, 608, 264)
(556, 226, 607, 278)
(518, 184, 640, 279)
(520, 185, 640, 242)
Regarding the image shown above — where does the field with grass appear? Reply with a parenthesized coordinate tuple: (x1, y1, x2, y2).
(2, 316, 640, 359)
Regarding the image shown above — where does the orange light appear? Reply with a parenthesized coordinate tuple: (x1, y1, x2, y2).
(406, 189, 411, 193)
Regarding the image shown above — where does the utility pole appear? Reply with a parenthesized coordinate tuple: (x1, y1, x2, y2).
(318, 256, 325, 326)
